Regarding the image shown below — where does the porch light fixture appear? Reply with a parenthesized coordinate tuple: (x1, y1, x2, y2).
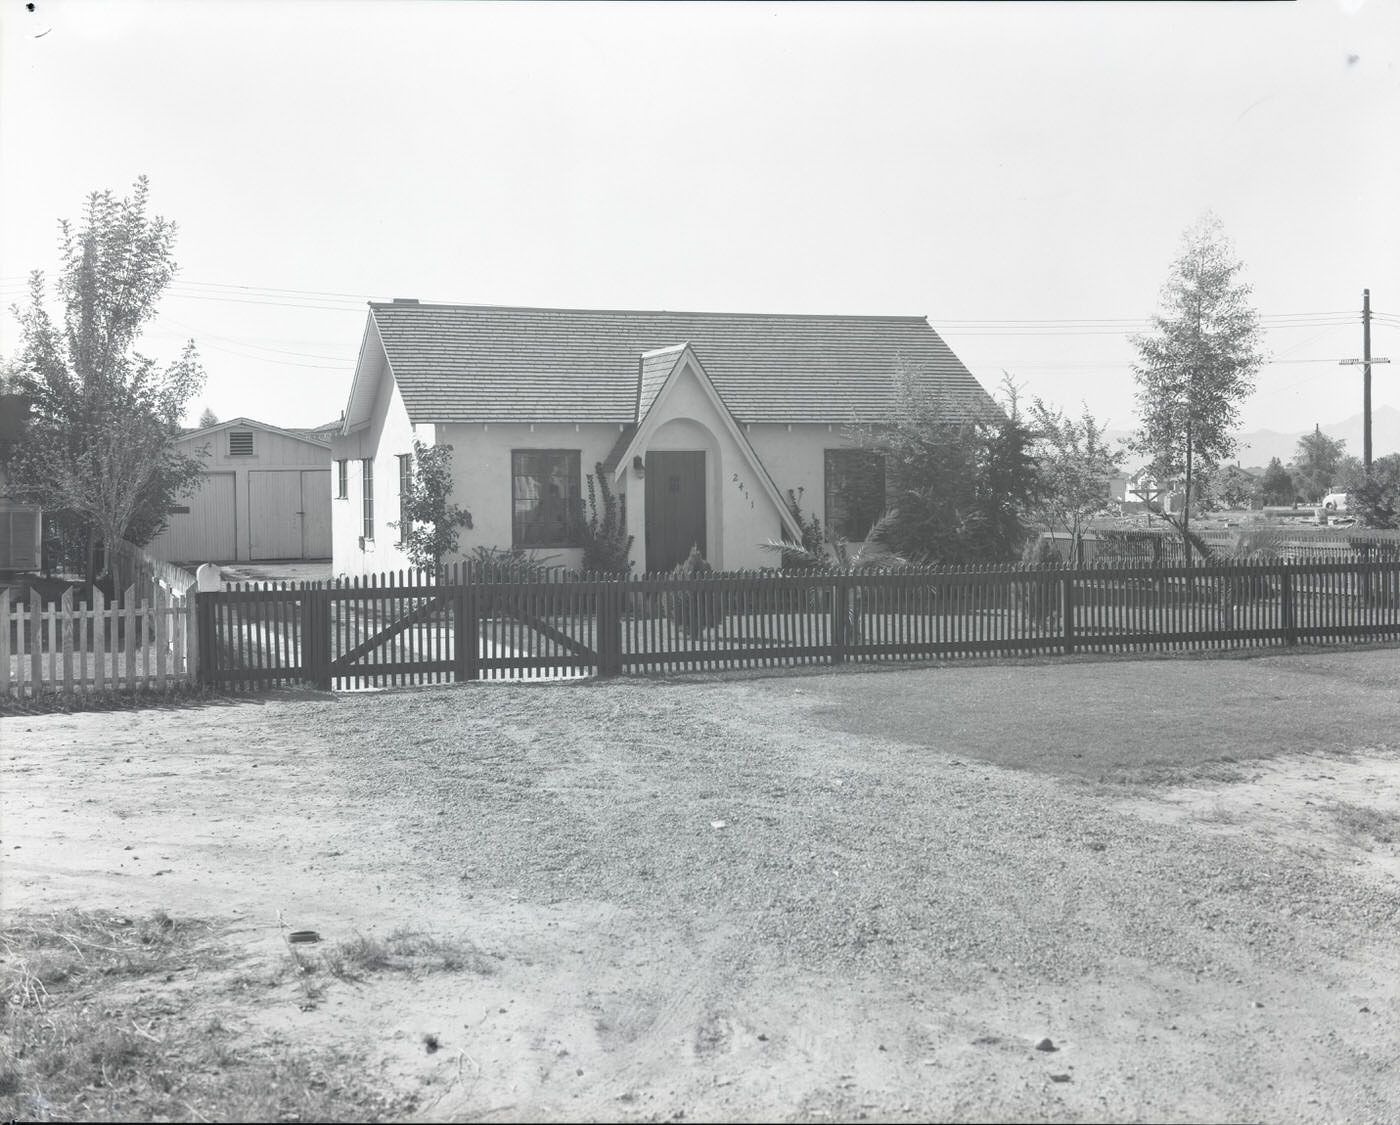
(633, 455, 646, 476)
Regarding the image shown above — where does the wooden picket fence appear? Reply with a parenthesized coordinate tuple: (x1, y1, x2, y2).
(2, 578, 197, 699)
(197, 556, 1400, 692)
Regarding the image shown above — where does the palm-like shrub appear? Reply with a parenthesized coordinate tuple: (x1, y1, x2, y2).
(577, 463, 633, 575)
(663, 546, 724, 636)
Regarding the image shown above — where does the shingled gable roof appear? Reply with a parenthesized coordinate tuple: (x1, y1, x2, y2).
(363, 302, 998, 426)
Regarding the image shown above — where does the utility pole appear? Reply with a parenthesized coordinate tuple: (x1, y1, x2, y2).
(1364, 288, 1372, 469)
(1340, 289, 1391, 471)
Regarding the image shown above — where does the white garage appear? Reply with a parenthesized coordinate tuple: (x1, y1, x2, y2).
(145, 418, 334, 565)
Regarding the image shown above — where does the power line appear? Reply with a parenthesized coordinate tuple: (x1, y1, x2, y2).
(153, 315, 354, 363)
(183, 335, 348, 371)
(0, 272, 1383, 327)
(968, 357, 1356, 372)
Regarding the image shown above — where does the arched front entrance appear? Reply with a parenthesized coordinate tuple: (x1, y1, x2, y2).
(644, 449, 706, 573)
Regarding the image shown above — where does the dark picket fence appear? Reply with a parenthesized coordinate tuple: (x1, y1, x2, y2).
(194, 556, 1400, 691)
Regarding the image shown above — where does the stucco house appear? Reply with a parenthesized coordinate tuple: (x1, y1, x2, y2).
(144, 418, 334, 565)
(331, 302, 998, 577)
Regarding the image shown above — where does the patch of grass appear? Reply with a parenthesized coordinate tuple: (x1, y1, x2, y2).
(1, 909, 413, 1123)
(791, 652, 1400, 785)
(318, 928, 494, 981)
(1324, 802, 1400, 848)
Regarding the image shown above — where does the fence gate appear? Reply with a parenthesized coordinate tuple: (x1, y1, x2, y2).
(197, 582, 312, 689)
(199, 575, 615, 689)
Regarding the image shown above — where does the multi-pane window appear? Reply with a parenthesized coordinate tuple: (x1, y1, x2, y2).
(336, 459, 348, 499)
(228, 430, 255, 457)
(397, 453, 413, 546)
(512, 450, 582, 548)
(361, 458, 374, 542)
(824, 449, 886, 542)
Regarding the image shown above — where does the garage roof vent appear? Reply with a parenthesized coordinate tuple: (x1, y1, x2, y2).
(228, 430, 255, 457)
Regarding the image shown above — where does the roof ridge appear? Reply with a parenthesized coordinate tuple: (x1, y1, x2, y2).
(368, 301, 930, 324)
(638, 342, 690, 358)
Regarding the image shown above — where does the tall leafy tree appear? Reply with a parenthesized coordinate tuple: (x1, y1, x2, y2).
(1027, 397, 1123, 563)
(1289, 425, 1346, 503)
(851, 363, 1040, 564)
(1131, 213, 1264, 566)
(8, 177, 205, 582)
(1351, 453, 1400, 529)
(1330, 454, 1368, 495)
(1258, 457, 1296, 505)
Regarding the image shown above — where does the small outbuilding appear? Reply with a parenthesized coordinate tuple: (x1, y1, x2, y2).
(145, 418, 334, 564)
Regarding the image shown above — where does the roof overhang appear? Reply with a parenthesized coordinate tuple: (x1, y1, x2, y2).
(341, 310, 394, 435)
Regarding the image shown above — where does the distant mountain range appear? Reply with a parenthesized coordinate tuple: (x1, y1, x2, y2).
(1104, 405, 1400, 472)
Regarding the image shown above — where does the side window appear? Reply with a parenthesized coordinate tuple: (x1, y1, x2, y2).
(336, 459, 348, 499)
(824, 449, 885, 542)
(511, 450, 582, 547)
(361, 458, 374, 542)
(397, 453, 413, 546)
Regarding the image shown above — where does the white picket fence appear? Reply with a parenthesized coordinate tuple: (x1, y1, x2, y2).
(1, 578, 197, 698)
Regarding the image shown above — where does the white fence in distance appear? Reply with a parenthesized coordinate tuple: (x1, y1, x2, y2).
(1, 579, 197, 699)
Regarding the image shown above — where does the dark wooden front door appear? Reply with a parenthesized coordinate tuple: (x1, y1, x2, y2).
(645, 450, 707, 574)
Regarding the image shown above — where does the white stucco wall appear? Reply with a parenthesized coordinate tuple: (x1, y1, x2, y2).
(745, 423, 871, 538)
(331, 375, 426, 576)
(438, 421, 630, 572)
(331, 359, 877, 579)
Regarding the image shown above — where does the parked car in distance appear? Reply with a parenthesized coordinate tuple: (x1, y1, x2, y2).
(1322, 491, 1349, 512)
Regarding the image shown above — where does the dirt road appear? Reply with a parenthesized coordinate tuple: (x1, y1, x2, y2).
(3, 649, 1398, 1122)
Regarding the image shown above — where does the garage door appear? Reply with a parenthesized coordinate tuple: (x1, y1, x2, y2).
(145, 472, 236, 564)
(250, 470, 332, 560)
(299, 470, 332, 557)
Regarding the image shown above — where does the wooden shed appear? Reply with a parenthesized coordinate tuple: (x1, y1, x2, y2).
(145, 418, 334, 565)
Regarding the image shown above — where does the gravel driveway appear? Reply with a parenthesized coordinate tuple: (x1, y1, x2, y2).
(4, 648, 1398, 1122)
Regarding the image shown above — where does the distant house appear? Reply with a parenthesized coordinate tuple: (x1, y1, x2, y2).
(0, 394, 41, 572)
(1104, 470, 1132, 505)
(331, 302, 999, 576)
(144, 418, 334, 565)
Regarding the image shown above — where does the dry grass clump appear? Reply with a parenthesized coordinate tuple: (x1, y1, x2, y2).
(1324, 801, 1400, 848)
(320, 928, 495, 982)
(1, 909, 410, 1122)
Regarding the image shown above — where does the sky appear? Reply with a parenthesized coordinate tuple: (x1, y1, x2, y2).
(2, 0, 1398, 447)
